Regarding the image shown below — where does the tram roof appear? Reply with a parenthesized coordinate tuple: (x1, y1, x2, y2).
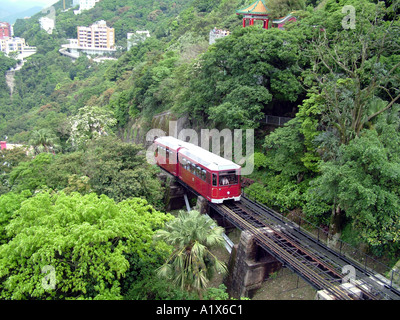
(155, 135, 189, 150)
(155, 136, 241, 171)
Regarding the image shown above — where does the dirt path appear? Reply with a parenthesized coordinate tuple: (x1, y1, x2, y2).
(252, 269, 316, 300)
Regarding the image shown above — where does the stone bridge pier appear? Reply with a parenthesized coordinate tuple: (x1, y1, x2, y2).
(158, 171, 196, 211)
(225, 228, 282, 298)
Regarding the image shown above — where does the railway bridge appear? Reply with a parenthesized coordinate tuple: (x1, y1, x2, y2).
(209, 196, 400, 300)
(164, 174, 400, 300)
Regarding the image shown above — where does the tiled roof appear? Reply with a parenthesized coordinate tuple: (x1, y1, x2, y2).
(236, 0, 269, 15)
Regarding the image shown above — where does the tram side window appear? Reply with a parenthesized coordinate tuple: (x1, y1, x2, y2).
(160, 147, 166, 160)
(195, 167, 205, 181)
(212, 173, 217, 186)
(196, 166, 201, 178)
(181, 157, 187, 169)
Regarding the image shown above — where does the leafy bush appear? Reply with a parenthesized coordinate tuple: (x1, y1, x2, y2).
(253, 152, 268, 170)
(124, 273, 195, 300)
(0, 191, 173, 299)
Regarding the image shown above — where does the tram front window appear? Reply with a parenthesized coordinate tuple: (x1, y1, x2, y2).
(219, 171, 238, 186)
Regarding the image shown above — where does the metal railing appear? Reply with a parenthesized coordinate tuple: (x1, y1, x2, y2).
(291, 212, 400, 290)
(264, 115, 293, 126)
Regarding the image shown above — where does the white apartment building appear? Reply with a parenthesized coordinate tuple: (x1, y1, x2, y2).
(0, 37, 37, 59)
(74, 0, 100, 15)
(0, 37, 25, 54)
(39, 17, 55, 34)
(127, 30, 150, 50)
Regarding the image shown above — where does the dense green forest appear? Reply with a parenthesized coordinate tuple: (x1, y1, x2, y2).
(0, 0, 399, 300)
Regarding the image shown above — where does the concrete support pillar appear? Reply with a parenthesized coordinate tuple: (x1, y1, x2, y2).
(158, 172, 189, 211)
(195, 196, 208, 215)
(184, 193, 191, 212)
(225, 228, 282, 298)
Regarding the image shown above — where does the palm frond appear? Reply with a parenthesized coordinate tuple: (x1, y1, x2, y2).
(156, 210, 228, 295)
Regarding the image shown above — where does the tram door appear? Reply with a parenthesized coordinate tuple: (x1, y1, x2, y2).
(211, 173, 218, 198)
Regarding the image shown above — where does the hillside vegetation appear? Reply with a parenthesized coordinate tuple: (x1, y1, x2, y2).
(0, 0, 399, 299)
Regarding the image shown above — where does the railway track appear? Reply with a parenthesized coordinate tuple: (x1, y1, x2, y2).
(169, 175, 400, 300)
(210, 198, 386, 300)
(238, 196, 400, 300)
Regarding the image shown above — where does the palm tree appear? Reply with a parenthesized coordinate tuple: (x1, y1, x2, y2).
(154, 210, 227, 299)
(29, 128, 61, 154)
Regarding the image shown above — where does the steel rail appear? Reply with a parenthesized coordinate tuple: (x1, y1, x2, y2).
(167, 174, 384, 299)
(213, 203, 356, 300)
(236, 199, 349, 275)
(219, 202, 383, 300)
(239, 196, 392, 300)
(226, 201, 343, 278)
(221, 202, 385, 300)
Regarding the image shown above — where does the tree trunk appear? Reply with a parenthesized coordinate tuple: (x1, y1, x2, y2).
(328, 202, 344, 247)
(296, 172, 305, 184)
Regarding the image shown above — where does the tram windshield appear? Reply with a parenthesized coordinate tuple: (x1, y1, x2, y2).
(219, 171, 238, 186)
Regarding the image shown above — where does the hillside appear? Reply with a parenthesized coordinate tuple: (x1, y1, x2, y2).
(1, 0, 247, 142)
(0, 0, 399, 300)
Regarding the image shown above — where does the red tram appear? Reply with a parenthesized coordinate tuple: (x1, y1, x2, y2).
(154, 136, 241, 203)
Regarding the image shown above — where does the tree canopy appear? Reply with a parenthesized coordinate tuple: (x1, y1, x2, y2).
(4, 136, 165, 209)
(244, 0, 400, 255)
(0, 191, 173, 299)
(174, 26, 305, 128)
